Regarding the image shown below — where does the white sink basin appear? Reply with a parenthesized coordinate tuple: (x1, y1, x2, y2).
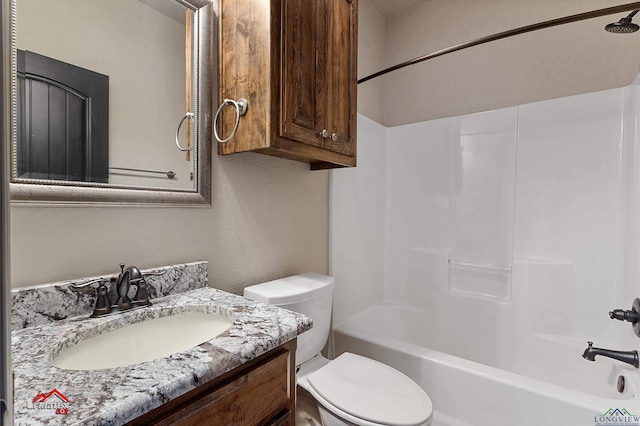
(52, 312, 233, 370)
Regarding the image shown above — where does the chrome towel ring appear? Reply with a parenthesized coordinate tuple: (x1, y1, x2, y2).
(175, 112, 195, 152)
(214, 98, 248, 143)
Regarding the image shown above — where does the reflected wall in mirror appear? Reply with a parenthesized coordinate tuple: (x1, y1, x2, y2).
(9, 0, 214, 205)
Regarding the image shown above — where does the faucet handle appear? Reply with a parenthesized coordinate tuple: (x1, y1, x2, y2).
(131, 277, 153, 308)
(90, 279, 114, 317)
(72, 278, 113, 318)
(610, 309, 640, 323)
(72, 278, 110, 289)
(142, 269, 167, 278)
(610, 298, 640, 337)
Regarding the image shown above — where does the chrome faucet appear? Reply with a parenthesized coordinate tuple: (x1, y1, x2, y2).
(72, 263, 163, 318)
(582, 341, 639, 368)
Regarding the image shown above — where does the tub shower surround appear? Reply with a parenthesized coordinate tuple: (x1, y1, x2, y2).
(10, 262, 312, 425)
(332, 79, 640, 423)
(11, 261, 208, 330)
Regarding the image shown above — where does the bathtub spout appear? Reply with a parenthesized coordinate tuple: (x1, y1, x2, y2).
(582, 341, 639, 368)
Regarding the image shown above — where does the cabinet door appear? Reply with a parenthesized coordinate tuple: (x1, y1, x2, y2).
(324, 0, 357, 156)
(280, 0, 325, 148)
(147, 351, 291, 426)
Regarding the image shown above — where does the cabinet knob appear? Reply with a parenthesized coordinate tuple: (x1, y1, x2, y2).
(331, 133, 338, 141)
(321, 129, 329, 138)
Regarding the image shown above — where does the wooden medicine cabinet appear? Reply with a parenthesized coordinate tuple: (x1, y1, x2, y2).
(218, 0, 358, 170)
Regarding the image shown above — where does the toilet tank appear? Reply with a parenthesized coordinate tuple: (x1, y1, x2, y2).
(243, 273, 335, 365)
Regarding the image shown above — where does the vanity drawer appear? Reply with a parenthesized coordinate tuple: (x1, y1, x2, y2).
(132, 342, 295, 426)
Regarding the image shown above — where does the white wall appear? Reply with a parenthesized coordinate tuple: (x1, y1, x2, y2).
(330, 115, 386, 326)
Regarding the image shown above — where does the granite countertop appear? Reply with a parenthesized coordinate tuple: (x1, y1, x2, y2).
(12, 287, 312, 425)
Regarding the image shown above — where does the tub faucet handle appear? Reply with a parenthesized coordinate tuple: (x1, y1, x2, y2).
(610, 309, 639, 323)
(610, 298, 640, 337)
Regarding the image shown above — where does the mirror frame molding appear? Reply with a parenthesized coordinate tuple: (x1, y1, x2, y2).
(7, 0, 215, 206)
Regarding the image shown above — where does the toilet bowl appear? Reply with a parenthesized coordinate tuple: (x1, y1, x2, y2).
(244, 273, 433, 426)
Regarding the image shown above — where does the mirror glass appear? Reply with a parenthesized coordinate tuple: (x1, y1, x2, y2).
(10, 0, 214, 204)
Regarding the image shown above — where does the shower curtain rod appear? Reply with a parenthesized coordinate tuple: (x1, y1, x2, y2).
(358, 2, 640, 84)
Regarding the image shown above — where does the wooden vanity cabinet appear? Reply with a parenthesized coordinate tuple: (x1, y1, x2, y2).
(218, 0, 358, 170)
(128, 339, 296, 426)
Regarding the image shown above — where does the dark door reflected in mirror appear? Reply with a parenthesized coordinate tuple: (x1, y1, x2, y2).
(17, 50, 109, 183)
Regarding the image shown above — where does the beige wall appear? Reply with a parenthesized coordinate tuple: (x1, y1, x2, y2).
(377, 0, 640, 126)
(357, 0, 385, 124)
(11, 1, 329, 292)
(11, 151, 329, 293)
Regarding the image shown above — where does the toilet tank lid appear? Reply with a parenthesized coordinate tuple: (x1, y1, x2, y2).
(244, 273, 335, 305)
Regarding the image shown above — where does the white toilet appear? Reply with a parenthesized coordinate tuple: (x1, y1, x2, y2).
(244, 273, 433, 426)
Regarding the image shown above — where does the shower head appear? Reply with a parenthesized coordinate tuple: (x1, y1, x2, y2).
(605, 10, 640, 33)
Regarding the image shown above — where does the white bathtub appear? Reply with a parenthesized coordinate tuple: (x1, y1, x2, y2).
(333, 303, 640, 426)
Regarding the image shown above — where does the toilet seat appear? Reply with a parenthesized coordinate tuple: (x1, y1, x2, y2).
(305, 353, 433, 426)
